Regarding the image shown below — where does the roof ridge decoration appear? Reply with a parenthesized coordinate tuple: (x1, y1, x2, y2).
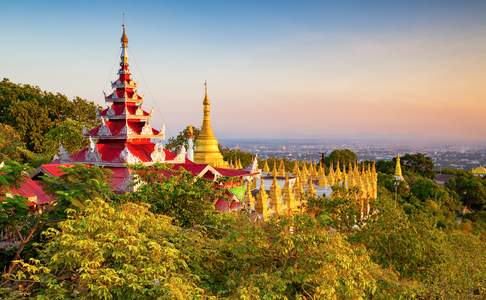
(174, 145, 187, 163)
(98, 117, 112, 136)
(119, 145, 141, 164)
(151, 142, 166, 163)
(85, 137, 101, 162)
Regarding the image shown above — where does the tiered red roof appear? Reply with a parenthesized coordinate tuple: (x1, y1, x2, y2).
(8, 26, 258, 211)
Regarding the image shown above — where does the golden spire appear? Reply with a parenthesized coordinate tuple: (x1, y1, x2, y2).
(293, 161, 300, 175)
(335, 163, 342, 182)
(307, 178, 317, 198)
(328, 164, 335, 185)
(263, 160, 270, 173)
(243, 180, 255, 209)
(302, 161, 308, 175)
(272, 160, 278, 177)
(121, 13, 128, 48)
(318, 162, 325, 178)
(193, 81, 227, 167)
(278, 159, 286, 177)
(394, 155, 404, 180)
(283, 175, 295, 215)
(318, 172, 328, 188)
(270, 175, 282, 214)
(255, 177, 269, 218)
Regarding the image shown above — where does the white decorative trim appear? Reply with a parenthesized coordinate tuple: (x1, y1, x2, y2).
(85, 137, 101, 162)
(174, 145, 186, 163)
(187, 138, 194, 162)
(135, 106, 144, 116)
(119, 145, 142, 164)
(106, 106, 115, 117)
(141, 122, 152, 135)
(98, 118, 111, 136)
(126, 123, 136, 135)
(58, 144, 70, 162)
(151, 142, 166, 163)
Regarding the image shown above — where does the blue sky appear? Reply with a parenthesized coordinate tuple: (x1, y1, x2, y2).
(2, 1, 486, 142)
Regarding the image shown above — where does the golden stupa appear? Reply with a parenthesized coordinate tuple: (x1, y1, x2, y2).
(193, 81, 228, 167)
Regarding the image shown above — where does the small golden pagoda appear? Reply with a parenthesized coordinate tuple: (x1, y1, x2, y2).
(262, 160, 270, 173)
(255, 178, 269, 218)
(394, 154, 404, 181)
(243, 180, 255, 209)
(194, 81, 228, 167)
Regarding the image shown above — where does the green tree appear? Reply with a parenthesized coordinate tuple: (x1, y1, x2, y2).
(323, 149, 358, 166)
(446, 173, 486, 210)
(6, 199, 205, 299)
(221, 148, 254, 168)
(42, 165, 112, 216)
(125, 167, 229, 232)
(165, 126, 200, 152)
(0, 78, 98, 155)
(41, 118, 88, 157)
(0, 124, 26, 161)
(200, 214, 413, 298)
(401, 153, 435, 179)
(410, 177, 449, 202)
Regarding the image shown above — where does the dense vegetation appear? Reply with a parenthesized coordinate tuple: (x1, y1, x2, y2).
(0, 78, 98, 165)
(0, 81, 485, 298)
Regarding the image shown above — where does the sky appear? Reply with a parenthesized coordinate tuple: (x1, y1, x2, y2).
(1, 0, 486, 143)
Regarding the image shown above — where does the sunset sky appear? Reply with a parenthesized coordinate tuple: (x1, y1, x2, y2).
(2, 0, 486, 142)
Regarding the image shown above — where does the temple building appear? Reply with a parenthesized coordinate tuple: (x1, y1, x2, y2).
(4, 25, 379, 221)
(9, 25, 257, 210)
(193, 82, 228, 168)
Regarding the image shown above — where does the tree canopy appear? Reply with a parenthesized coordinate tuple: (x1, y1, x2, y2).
(0, 78, 98, 162)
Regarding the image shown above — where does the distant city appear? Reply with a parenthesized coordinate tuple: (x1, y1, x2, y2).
(221, 139, 486, 170)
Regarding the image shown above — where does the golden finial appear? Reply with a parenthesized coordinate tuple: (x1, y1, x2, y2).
(121, 14, 128, 47)
(203, 80, 209, 104)
(187, 125, 194, 138)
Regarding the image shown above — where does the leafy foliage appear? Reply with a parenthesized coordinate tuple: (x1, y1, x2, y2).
(124, 167, 229, 232)
(446, 173, 486, 210)
(322, 149, 358, 166)
(0, 124, 27, 161)
(165, 126, 200, 152)
(7, 199, 205, 299)
(0, 78, 98, 156)
(401, 153, 435, 179)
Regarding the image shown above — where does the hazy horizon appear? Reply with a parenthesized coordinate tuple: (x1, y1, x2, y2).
(2, 0, 486, 143)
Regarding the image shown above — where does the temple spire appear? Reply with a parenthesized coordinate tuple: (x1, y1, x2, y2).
(193, 81, 227, 167)
(394, 154, 404, 181)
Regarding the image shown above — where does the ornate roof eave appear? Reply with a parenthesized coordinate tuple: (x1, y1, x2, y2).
(111, 80, 137, 89)
(105, 114, 151, 120)
(105, 96, 143, 103)
(83, 133, 164, 140)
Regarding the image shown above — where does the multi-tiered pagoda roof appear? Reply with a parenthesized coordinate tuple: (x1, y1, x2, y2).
(10, 26, 257, 204)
